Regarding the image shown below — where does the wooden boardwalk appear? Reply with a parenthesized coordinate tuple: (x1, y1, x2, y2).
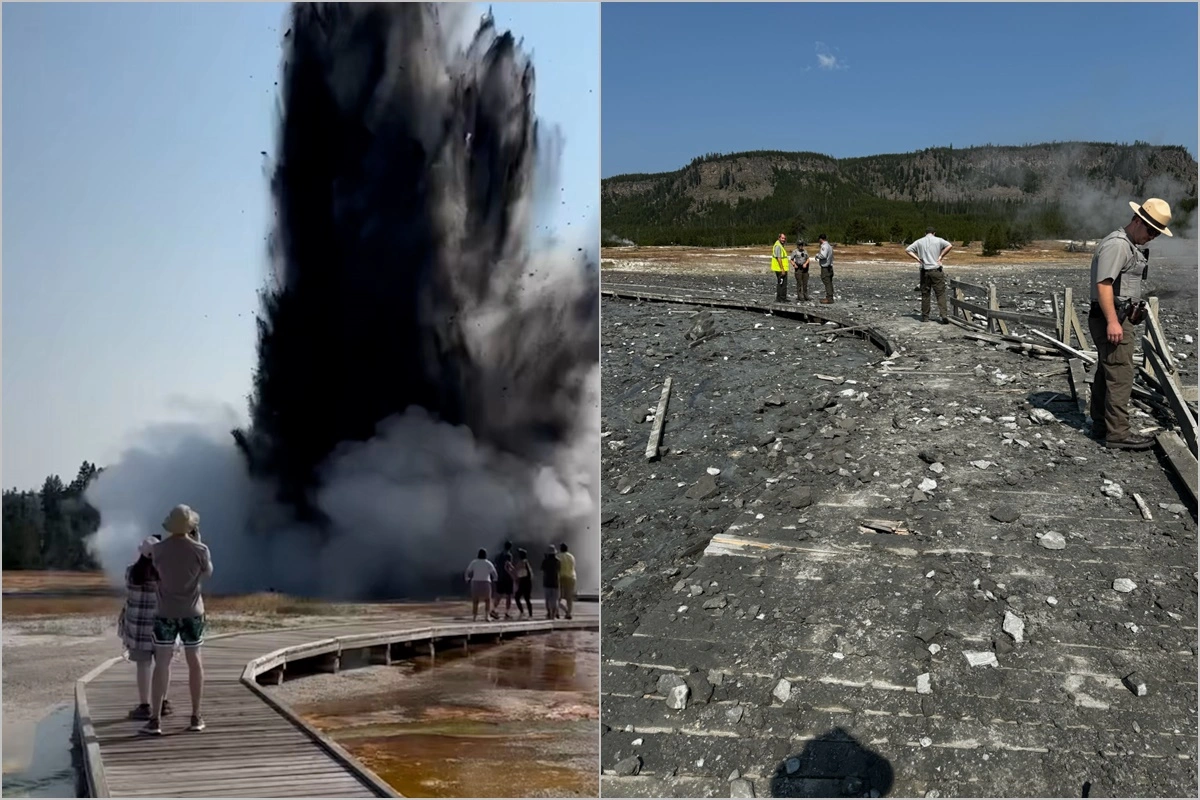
(75, 604, 599, 798)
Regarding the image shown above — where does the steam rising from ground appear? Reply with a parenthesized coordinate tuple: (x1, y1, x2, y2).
(87, 3, 599, 598)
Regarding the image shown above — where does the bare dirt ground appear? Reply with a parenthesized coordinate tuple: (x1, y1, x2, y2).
(599, 244, 1198, 798)
(0, 571, 441, 787)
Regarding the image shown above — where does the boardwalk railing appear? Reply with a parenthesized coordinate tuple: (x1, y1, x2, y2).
(74, 610, 598, 798)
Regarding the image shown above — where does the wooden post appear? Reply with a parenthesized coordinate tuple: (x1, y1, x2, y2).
(987, 283, 1009, 336)
(645, 377, 672, 461)
(1053, 291, 1064, 342)
(1062, 288, 1074, 345)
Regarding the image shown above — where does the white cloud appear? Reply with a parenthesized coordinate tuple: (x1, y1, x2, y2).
(815, 41, 847, 71)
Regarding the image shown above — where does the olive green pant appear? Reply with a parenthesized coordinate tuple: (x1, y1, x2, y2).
(1087, 310, 1135, 440)
(820, 266, 834, 299)
(796, 269, 810, 300)
(920, 268, 948, 319)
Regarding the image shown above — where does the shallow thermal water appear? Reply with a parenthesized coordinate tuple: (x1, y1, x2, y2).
(1, 705, 78, 798)
(295, 631, 599, 798)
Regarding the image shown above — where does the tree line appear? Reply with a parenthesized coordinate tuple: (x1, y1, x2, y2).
(3, 461, 103, 570)
(602, 142, 1197, 249)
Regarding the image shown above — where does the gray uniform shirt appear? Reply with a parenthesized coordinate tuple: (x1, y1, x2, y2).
(150, 534, 213, 618)
(817, 242, 833, 268)
(1089, 229, 1147, 302)
(906, 234, 952, 269)
(791, 248, 809, 269)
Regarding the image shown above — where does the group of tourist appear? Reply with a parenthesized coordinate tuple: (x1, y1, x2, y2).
(118, 504, 212, 737)
(763, 196, 1175, 452)
(465, 541, 577, 622)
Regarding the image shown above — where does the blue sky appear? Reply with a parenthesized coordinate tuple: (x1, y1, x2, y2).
(602, 2, 1198, 177)
(2, 2, 599, 491)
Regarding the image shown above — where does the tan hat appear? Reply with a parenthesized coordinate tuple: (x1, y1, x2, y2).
(162, 504, 199, 536)
(1129, 198, 1173, 237)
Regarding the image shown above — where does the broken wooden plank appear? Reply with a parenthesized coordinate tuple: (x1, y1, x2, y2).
(859, 519, 911, 535)
(1068, 306, 1088, 353)
(1143, 346, 1197, 456)
(645, 376, 673, 461)
(1156, 431, 1198, 504)
(1144, 298, 1178, 376)
(953, 297, 1053, 329)
(949, 278, 989, 296)
(1027, 328, 1097, 364)
(1052, 291, 1064, 341)
(1067, 358, 1089, 415)
(1137, 345, 1195, 455)
(1132, 493, 1154, 521)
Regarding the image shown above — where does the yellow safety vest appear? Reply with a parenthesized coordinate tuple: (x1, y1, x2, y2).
(771, 240, 790, 272)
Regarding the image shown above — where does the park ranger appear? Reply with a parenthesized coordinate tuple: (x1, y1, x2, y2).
(791, 241, 811, 302)
(1087, 197, 1172, 451)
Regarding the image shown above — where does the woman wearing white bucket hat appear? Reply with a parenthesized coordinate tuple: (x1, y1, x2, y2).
(1087, 197, 1173, 451)
(117, 535, 174, 720)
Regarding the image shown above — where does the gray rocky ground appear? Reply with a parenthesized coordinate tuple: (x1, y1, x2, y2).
(599, 254, 1198, 798)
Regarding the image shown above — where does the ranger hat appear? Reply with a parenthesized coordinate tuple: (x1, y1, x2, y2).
(1129, 198, 1173, 237)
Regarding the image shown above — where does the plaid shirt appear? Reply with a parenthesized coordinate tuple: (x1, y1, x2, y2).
(118, 566, 158, 653)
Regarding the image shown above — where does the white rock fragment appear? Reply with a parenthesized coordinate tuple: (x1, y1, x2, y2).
(706, 467, 721, 476)
(969, 460, 994, 470)
(1003, 610, 1025, 643)
(665, 683, 690, 709)
(1186, 334, 1194, 345)
(1101, 480, 1124, 499)
(929, 462, 944, 475)
(1038, 531, 1067, 550)
(773, 678, 792, 704)
(1046, 596, 1058, 606)
(919, 736, 933, 747)
(1112, 578, 1137, 593)
(632, 737, 643, 745)
(916, 673, 932, 694)
(918, 478, 938, 493)
(964, 651, 999, 668)
(1123, 622, 1139, 634)
(926, 571, 936, 579)
(1123, 673, 1148, 697)
(1029, 409, 1057, 425)
(928, 643, 941, 655)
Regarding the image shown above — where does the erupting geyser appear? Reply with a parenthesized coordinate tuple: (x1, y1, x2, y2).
(86, 3, 599, 599)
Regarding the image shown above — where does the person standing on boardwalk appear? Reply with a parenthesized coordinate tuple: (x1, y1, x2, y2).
(119, 535, 173, 721)
(140, 504, 212, 736)
(770, 233, 790, 302)
(791, 241, 811, 302)
(557, 543, 577, 620)
(541, 546, 561, 619)
(513, 548, 534, 619)
(492, 540, 516, 620)
(1087, 197, 1172, 451)
(905, 226, 954, 323)
(816, 234, 835, 303)
(465, 548, 498, 622)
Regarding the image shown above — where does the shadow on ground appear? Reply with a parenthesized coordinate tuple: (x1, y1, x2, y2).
(769, 728, 894, 798)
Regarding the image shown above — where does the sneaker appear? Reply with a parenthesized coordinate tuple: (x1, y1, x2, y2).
(939, 318, 950, 325)
(1104, 435, 1155, 451)
(821, 298, 834, 304)
(138, 717, 163, 736)
(128, 703, 151, 721)
(188, 715, 206, 732)
(161, 699, 173, 717)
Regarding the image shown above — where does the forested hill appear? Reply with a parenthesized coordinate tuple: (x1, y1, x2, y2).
(602, 142, 1198, 247)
